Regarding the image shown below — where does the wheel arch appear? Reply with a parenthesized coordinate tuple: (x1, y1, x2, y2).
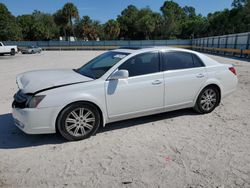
(195, 82, 222, 106)
(204, 84, 221, 105)
(10, 48, 15, 55)
(55, 100, 106, 133)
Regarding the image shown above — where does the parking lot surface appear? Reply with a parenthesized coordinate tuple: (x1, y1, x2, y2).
(0, 51, 249, 187)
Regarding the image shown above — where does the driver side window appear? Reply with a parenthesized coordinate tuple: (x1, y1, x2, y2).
(119, 52, 160, 77)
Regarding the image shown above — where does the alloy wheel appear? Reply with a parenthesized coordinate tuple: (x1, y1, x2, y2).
(65, 108, 95, 137)
(200, 88, 217, 111)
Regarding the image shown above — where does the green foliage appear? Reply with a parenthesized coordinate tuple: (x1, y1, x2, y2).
(160, 1, 184, 38)
(53, 9, 68, 38)
(0, 0, 249, 41)
(17, 11, 59, 40)
(135, 8, 157, 39)
(232, 0, 247, 7)
(62, 3, 79, 37)
(117, 5, 139, 39)
(0, 3, 22, 40)
(75, 16, 102, 40)
(103, 20, 120, 40)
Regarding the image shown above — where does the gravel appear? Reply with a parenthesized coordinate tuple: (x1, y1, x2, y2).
(0, 51, 249, 187)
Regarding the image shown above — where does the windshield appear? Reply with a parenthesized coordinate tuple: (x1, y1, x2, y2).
(76, 51, 129, 79)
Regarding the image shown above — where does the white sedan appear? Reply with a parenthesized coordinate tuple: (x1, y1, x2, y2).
(12, 47, 238, 141)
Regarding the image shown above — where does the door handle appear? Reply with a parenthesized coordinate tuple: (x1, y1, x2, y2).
(152, 80, 162, 85)
(196, 73, 205, 78)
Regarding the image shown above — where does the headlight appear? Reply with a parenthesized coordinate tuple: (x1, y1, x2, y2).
(27, 95, 46, 108)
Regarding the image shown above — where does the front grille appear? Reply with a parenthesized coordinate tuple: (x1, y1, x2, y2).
(12, 90, 31, 109)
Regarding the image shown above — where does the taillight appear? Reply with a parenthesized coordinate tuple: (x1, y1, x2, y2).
(229, 67, 236, 75)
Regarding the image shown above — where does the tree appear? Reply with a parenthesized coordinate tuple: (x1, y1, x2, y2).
(232, 0, 247, 8)
(117, 5, 139, 39)
(183, 6, 196, 18)
(160, 1, 185, 38)
(1, 0, 250, 41)
(79, 16, 92, 40)
(75, 16, 103, 40)
(180, 6, 208, 38)
(53, 9, 68, 39)
(104, 19, 120, 40)
(62, 3, 79, 37)
(0, 3, 22, 40)
(135, 8, 157, 39)
(33, 11, 59, 40)
(17, 11, 59, 40)
(89, 21, 102, 40)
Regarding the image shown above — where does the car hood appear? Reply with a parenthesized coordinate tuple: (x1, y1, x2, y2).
(16, 69, 93, 94)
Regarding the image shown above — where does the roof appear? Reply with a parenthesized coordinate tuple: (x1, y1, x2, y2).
(112, 46, 219, 67)
(112, 46, 196, 54)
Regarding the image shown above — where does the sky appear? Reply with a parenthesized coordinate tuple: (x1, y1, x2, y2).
(1, 0, 232, 23)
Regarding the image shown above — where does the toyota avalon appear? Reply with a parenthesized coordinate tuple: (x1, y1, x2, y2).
(12, 47, 238, 141)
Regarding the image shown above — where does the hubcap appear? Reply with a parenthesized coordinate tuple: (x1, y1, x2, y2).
(200, 89, 217, 111)
(65, 108, 95, 137)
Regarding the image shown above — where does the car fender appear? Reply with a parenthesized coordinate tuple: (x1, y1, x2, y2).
(193, 78, 223, 106)
(60, 95, 107, 126)
(39, 90, 107, 127)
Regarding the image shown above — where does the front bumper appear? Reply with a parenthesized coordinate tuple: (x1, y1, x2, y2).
(12, 106, 60, 134)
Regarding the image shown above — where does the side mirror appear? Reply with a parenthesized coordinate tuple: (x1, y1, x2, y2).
(109, 70, 129, 80)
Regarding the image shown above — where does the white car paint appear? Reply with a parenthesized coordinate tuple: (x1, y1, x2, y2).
(0, 42, 18, 55)
(17, 69, 93, 93)
(12, 47, 238, 134)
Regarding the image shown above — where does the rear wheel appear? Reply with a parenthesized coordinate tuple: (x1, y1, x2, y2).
(194, 86, 219, 114)
(57, 102, 101, 141)
(10, 49, 15, 56)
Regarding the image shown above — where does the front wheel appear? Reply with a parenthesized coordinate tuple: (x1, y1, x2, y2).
(194, 86, 219, 114)
(57, 102, 101, 141)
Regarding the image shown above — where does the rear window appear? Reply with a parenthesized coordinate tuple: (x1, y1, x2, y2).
(192, 54, 205, 67)
(163, 51, 204, 71)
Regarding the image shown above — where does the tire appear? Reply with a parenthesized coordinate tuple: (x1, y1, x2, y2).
(10, 49, 15, 56)
(57, 102, 101, 141)
(194, 86, 220, 114)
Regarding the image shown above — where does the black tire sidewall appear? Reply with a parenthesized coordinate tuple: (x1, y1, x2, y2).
(10, 49, 15, 56)
(57, 102, 101, 141)
(196, 87, 219, 114)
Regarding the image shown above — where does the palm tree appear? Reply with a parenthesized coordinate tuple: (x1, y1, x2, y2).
(62, 3, 79, 38)
(82, 16, 92, 40)
(53, 9, 68, 39)
(90, 21, 101, 40)
(104, 19, 120, 40)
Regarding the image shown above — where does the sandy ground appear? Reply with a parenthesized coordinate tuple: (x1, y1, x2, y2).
(0, 51, 249, 188)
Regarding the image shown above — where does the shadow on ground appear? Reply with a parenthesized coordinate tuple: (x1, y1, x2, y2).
(0, 109, 197, 149)
(0, 113, 65, 149)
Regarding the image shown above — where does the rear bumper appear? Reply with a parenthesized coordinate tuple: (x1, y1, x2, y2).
(12, 106, 60, 134)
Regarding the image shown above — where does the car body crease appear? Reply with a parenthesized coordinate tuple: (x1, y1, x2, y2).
(33, 80, 92, 95)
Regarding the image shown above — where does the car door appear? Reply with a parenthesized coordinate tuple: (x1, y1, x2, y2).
(162, 51, 207, 107)
(105, 51, 164, 119)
